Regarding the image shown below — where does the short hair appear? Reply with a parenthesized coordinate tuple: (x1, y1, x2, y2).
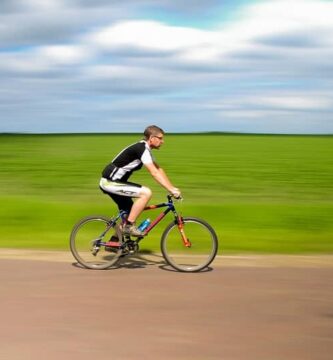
(143, 125, 165, 140)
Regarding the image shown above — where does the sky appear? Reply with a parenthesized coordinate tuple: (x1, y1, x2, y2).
(0, 0, 333, 134)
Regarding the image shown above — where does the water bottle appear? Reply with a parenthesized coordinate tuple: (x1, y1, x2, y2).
(138, 218, 151, 231)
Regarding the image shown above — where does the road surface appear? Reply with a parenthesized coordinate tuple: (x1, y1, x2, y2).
(0, 251, 332, 359)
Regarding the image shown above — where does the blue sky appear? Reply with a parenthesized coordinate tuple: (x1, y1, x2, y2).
(0, 0, 333, 133)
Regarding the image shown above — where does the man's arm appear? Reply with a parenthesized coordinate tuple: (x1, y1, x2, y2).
(145, 162, 181, 197)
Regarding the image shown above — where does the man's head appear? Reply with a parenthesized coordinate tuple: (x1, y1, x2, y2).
(144, 125, 165, 149)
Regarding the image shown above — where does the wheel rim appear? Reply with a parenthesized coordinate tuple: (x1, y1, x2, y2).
(72, 218, 121, 269)
(162, 219, 217, 272)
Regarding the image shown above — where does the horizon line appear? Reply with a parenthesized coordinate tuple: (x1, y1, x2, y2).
(0, 131, 332, 136)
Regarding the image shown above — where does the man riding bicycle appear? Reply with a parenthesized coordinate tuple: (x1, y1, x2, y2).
(100, 125, 181, 237)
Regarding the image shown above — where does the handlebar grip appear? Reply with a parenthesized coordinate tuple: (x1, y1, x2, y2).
(169, 193, 182, 200)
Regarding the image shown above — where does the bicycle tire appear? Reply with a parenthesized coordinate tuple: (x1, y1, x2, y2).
(161, 217, 218, 272)
(70, 215, 123, 270)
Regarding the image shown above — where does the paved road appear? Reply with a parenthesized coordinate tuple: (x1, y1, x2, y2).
(1, 253, 332, 359)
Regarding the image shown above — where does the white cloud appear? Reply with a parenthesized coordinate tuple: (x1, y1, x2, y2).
(38, 45, 91, 65)
(0, 53, 49, 74)
(0, 44, 91, 75)
(89, 20, 216, 52)
(85, 0, 333, 69)
(24, 0, 66, 10)
(182, 0, 333, 63)
(208, 92, 333, 114)
(257, 95, 332, 111)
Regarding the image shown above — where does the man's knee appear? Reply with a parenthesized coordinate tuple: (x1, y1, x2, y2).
(140, 186, 152, 199)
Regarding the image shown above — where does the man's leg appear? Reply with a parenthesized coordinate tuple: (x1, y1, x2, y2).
(127, 186, 152, 223)
(122, 187, 152, 237)
(99, 178, 152, 236)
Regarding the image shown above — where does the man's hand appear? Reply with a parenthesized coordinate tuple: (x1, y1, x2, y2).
(170, 187, 182, 199)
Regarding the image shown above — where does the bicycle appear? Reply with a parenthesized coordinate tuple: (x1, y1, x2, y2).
(70, 195, 218, 272)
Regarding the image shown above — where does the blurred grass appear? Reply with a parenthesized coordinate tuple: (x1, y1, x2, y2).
(0, 133, 332, 254)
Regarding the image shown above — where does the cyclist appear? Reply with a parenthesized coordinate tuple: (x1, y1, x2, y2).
(99, 125, 181, 237)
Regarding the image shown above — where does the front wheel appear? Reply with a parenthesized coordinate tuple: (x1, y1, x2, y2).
(161, 217, 218, 272)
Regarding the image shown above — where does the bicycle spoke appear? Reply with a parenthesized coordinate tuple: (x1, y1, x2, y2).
(161, 217, 218, 272)
(70, 216, 122, 269)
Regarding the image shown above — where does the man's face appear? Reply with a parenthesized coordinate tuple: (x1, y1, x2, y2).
(149, 133, 164, 149)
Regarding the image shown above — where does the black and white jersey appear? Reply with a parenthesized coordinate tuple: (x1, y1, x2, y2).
(102, 141, 154, 182)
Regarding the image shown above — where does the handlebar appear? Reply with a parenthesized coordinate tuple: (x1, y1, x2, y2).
(168, 194, 183, 201)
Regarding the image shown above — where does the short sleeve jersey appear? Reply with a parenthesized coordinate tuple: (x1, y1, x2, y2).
(102, 141, 154, 182)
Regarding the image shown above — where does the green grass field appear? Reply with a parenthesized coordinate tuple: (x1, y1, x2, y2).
(0, 133, 332, 254)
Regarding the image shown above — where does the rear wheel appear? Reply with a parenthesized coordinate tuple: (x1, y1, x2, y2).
(70, 215, 123, 270)
(161, 217, 218, 272)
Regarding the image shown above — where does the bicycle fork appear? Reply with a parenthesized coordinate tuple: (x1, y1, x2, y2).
(176, 215, 192, 248)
